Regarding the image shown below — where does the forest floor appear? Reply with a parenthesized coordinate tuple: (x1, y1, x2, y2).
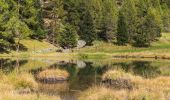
(0, 33, 170, 59)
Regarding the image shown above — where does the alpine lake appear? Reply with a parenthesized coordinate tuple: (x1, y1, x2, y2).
(0, 57, 170, 100)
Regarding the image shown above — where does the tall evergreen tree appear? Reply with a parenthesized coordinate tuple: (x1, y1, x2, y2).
(161, 3, 170, 32)
(4, 0, 32, 52)
(79, 10, 96, 45)
(51, 0, 66, 45)
(57, 24, 77, 49)
(134, 8, 162, 47)
(121, 0, 137, 43)
(99, 0, 118, 42)
(84, 0, 103, 37)
(117, 12, 128, 45)
(63, 0, 80, 31)
(0, 0, 14, 51)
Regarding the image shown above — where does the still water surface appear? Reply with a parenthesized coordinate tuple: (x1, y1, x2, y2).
(0, 58, 170, 100)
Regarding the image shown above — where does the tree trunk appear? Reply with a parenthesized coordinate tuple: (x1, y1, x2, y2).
(16, 40, 20, 53)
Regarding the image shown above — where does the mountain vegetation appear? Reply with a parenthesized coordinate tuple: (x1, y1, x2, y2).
(0, 0, 169, 51)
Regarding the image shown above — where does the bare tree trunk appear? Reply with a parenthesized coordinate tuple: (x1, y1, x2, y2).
(15, 40, 20, 53)
(16, 58, 20, 73)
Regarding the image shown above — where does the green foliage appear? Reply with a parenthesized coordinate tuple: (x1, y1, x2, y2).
(117, 12, 128, 45)
(79, 10, 96, 45)
(116, 0, 137, 45)
(57, 24, 77, 48)
(0, 0, 170, 51)
(99, 0, 118, 42)
(134, 8, 162, 47)
(0, 0, 14, 50)
(122, 0, 137, 43)
(161, 4, 170, 32)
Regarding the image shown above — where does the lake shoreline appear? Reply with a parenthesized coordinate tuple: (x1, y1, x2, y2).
(0, 52, 170, 60)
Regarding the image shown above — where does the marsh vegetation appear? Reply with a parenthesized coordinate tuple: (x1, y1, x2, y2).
(0, 58, 169, 99)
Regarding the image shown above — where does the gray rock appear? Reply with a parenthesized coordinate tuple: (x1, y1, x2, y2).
(77, 61, 86, 68)
(77, 40, 86, 48)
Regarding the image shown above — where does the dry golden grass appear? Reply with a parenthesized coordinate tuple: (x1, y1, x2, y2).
(78, 86, 127, 100)
(0, 72, 38, 90)
(0, 72, 61, 100)
(103, 70, 170, 91)
(79, 70, 170, 100)
(78, 86, 170, 100)
(37, 69, 70, 79)
(0, 92, 61, 100)
(102, 70, 135, 80)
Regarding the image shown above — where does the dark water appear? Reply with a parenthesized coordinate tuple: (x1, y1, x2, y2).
(0, 58, 170, 99)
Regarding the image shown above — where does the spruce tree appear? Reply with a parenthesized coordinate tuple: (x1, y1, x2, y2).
(134, 8, 162, 47)
(79, 10, 96, 45)
(99, 0, 118, 42)
(121, 0, 137, 43)
(84, 0, 103, 37)
(0, 0, 14, 50)
(161, 3, 170, 32)
(57, 24, 77, 49)
(5, 16, 32, 52)
(117, 12, 128, 45)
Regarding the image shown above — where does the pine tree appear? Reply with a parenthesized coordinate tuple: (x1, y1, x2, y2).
(9, 0, 32, 52)
(79, 10, 96, 45)
(63, 0, 80, 31)
(99, 0, 118, 42)
(0, 0, 14, 50)
(84, 0, 103, 37)
(57, 24, 77, 49)
(25, 0, 46, 39)
(5, 16, 32, 52)
(51, 0, 66, 45)
(117, 12, 128, 45)
(134, 8, 162, 47)
(161, 3, 170, 32)
(121, 0, 137, 43)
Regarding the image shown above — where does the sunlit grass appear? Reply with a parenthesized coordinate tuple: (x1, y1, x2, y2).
(0, 71, 38, 91)
(79, 69, 170, 100)
(0, 71, 61, 100)
(78, 86, 168, 100)
(0, 33, 170, 59)
(37, 69, 70, 80)
(19, 39, 56, 52)
(76, 33, 170, 53)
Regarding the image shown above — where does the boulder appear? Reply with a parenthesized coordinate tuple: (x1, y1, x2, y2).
(77, 40, 86, 48)
(77, 61, 86, 68)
